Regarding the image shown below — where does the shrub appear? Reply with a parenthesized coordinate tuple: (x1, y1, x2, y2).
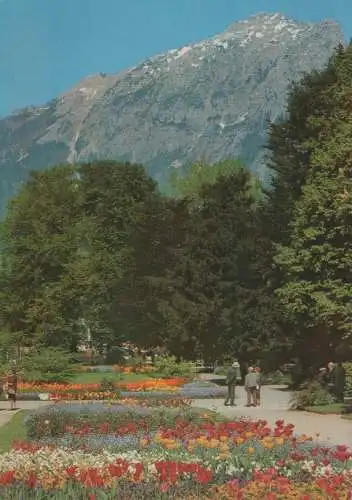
(105, 347, 128, 365)
(343, 362, 352, 397)
(128, 355, 145, 373)
(153, 355, 195, 379)
(21, 347, 75, 384)
(289, 380, 335, 410)
(100, 377, 119, 392)
(261, 370, 292, 386)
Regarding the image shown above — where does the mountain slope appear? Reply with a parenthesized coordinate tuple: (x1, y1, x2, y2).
(0, 13, 344, 215)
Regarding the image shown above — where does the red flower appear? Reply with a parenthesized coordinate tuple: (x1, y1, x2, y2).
(0, 471, 15, 486)
(160, 482, 169, 493)
(25, 472, 37, 489)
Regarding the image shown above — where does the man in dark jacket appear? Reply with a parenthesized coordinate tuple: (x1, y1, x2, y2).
(224, 360, 241, 406)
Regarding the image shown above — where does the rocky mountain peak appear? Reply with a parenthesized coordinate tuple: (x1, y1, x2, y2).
(0, 13, 345, 216)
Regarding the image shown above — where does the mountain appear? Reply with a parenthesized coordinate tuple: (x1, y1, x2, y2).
(0, 13, 344, 215)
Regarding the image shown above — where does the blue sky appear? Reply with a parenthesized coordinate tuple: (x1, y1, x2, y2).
(0, 0, 350, 116)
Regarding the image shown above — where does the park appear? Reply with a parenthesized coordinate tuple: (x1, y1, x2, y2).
(0, 41, 352, 499)
(0, 356, 352, 498)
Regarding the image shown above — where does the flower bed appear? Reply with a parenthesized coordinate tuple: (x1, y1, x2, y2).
(76, 364, 156, 374)
(15, 380, 226, 401)
(1, 415, 352, 498)
(19, 377, 186, 393)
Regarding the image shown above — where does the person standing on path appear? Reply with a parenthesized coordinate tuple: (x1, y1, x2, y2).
(327, 361, 336, 396)
(255, 367, 262, 406)
(4, 367, 18, 411)
(224, 360, 241, 406)
(245, 366, 258, 407)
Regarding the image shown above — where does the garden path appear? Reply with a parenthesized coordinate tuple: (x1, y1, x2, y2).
(192, 384, 352, 447)
(0, 401, 51, 427)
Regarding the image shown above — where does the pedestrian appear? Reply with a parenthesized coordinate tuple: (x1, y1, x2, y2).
(245, 366, 258, 407)
(318, 367, 328, 387)
(224, 360, 241, 406)
(255, 366, 262, 406)
(4, 366, 18, 410)
(327, 361, 336, 396)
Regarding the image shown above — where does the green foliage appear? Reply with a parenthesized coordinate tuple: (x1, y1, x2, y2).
(169, 158, 262, 204)
(265, 43, 352, 367)
(153, 355, 195, 379)
(21, 347, 75, 383)
(261, 371, 291, 386)
(0, 411, 29, 453)
(343, 363, 352, 397)
(274, 120, 352, 361)
(100, 377, 119, 392)
(290, 380, 335, 410)
(0, 165, 81, 350)
(265, 45, 342, 241)
(155, 166, 271, 361)
(104, 347, 128, 365)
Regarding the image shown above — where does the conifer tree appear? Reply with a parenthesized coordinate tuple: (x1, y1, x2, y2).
(274, 58, 352, 365)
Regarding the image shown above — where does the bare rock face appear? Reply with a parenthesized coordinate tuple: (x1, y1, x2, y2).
(0, 13, 344, 215)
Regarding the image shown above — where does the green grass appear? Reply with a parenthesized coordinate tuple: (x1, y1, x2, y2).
(304, 403, 345, 414)
(0, 410, 28, 452)
(71, 371, 159, 384)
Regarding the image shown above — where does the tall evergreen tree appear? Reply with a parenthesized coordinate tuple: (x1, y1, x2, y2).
(0, 165, 80, 348)
(73, 160, 162, 348)
(265, 43, 346, 242)
(274, 55, 352, 367)
(156, 165, 266, 362)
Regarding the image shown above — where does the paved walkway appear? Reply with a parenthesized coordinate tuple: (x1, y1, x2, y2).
(192, 385, 352, 447)
(0, 401, 51, 428)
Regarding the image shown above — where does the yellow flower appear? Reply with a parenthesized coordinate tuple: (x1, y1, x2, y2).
(209, 439, 220, 448)
(216, 452, 231, 460)
(219, 443, 229, 453)
(140, 438, 148, 448)
(247, 447, 255, 454)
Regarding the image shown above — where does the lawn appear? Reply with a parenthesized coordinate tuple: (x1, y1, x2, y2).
(0, 411, 28, 452)
(304, 403, 346, 414)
